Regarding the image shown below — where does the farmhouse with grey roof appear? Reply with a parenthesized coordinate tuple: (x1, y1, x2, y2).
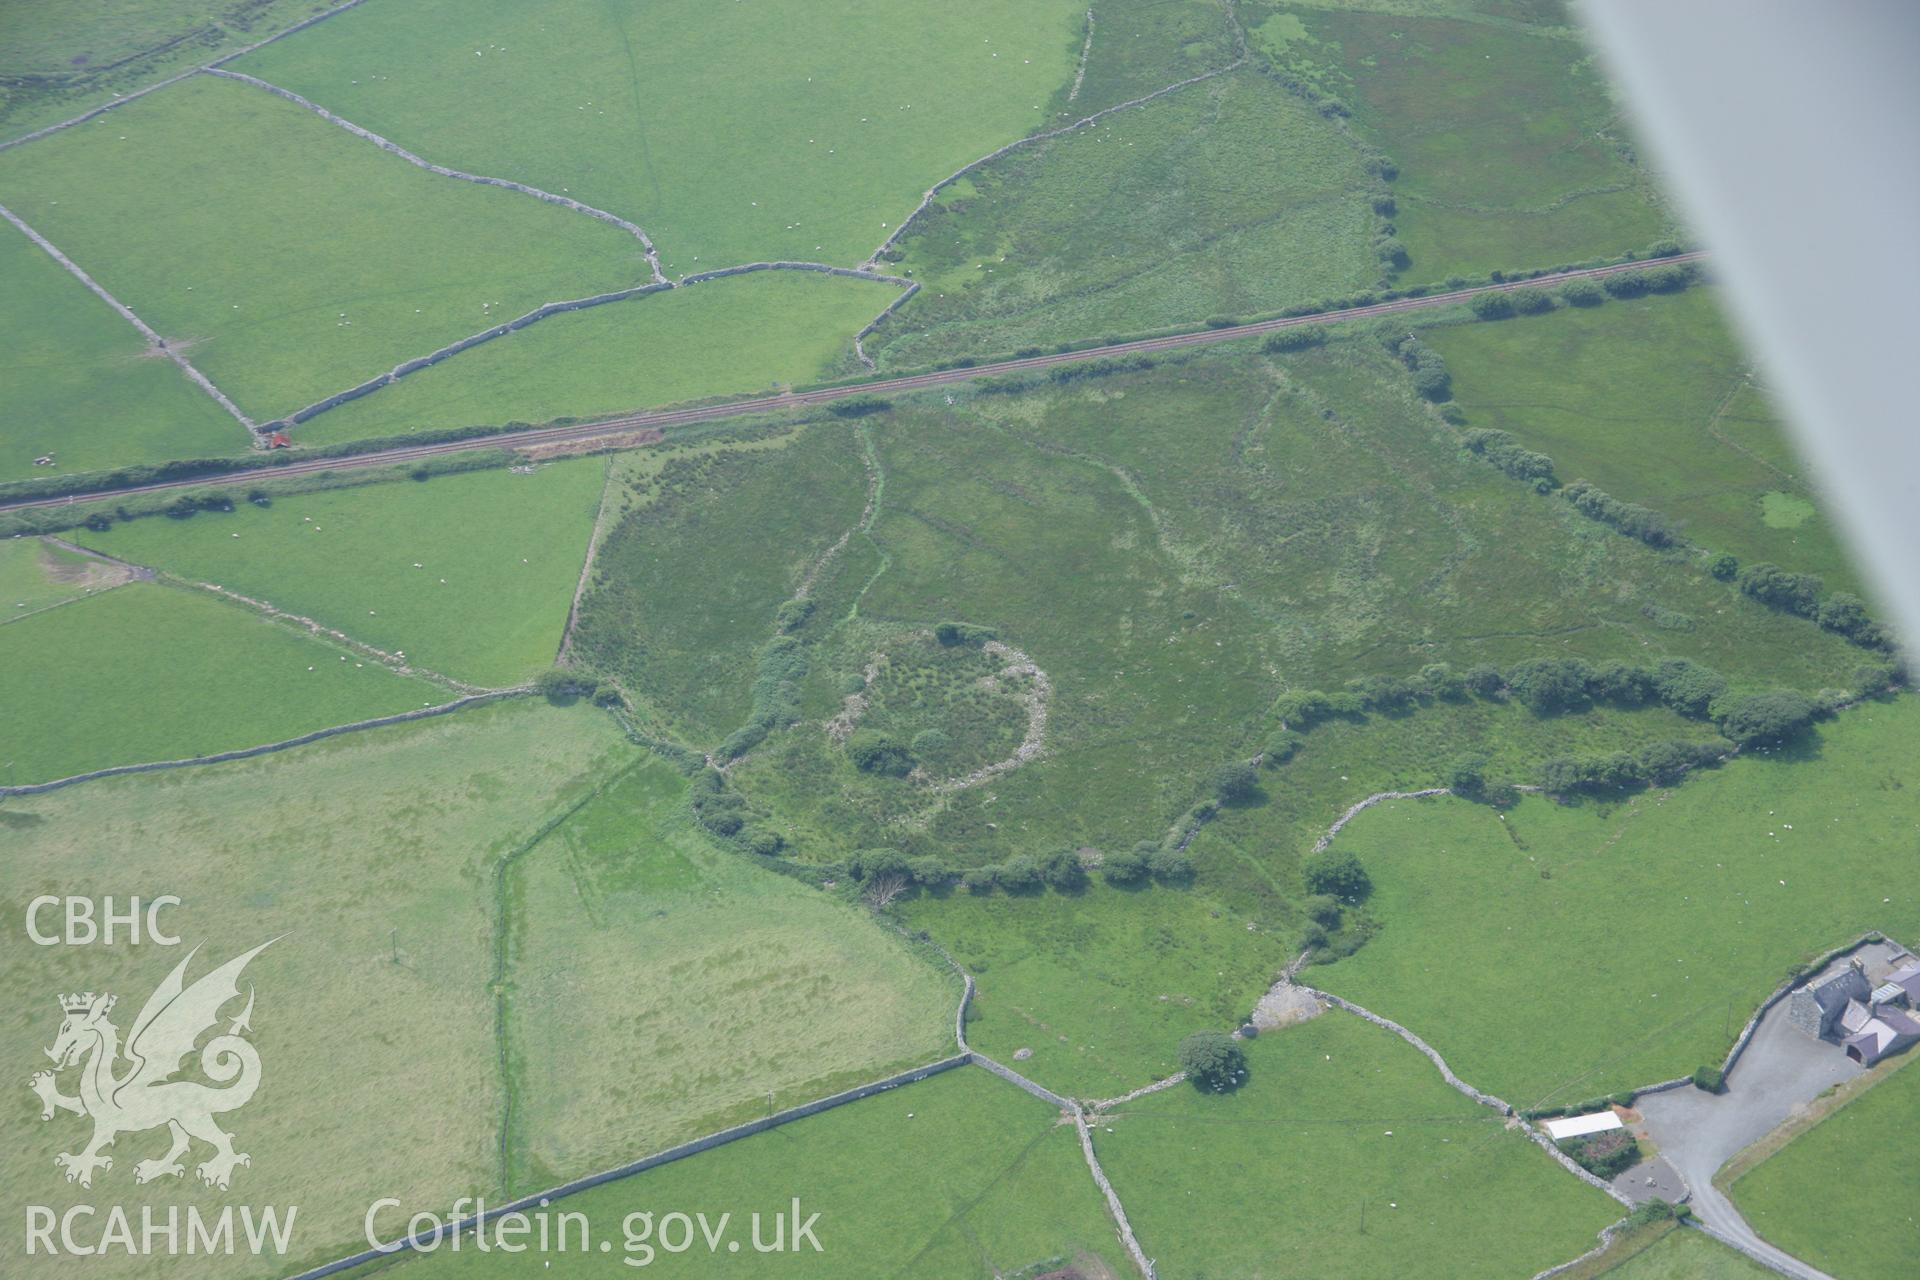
(1785, 957, 1872, 1038)
(1783, 946, 1920, 1066)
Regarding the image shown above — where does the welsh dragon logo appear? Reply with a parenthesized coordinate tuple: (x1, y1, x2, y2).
(29, 939, 275, 1191)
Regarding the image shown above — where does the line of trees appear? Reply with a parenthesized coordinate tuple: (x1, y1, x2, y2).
(1736, 561, 1893, 650)
(835, 842, 1193, 899)
(1561, 479, 1677, 548)
(1463, 428, 1557, 489)
(1391, 334, 1452, 401)
(1274, 653, 1901, 772)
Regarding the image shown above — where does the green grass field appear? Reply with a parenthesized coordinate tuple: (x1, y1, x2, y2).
(73, 458, 607, 687)
(1728, 1057, 1920, 1280)
(0, 535, 135, 620)
(1097, 1012, 1620, 1279)
(388, 1066, 1124, 1279)
(0, 72, 650, 421)
(0, 699, 634, 1278)
(0, 215, 244, 481)
(1267, 4, 1670, 279)
(237, 0, 1085, 275)
(503, 758, 957, 1192)
(300, 269, 900, 447)
(1310, 694, 1920, 1104)
(1582, 1225, 1773, 1279)
(0, 579, 444, 783)
(905, 881, 1295, 1099)
(893, 694, 1717, 1098)
(0, 0, 335, 142)
(1428, 290, 1866, 593)
(873, 69, 1379, 368)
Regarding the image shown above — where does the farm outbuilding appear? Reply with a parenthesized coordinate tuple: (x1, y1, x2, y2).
(1842, 1006, 1920, 1066)
(1543, 1111, 1624, 1142)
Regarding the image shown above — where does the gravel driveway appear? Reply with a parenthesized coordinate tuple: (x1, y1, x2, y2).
(1632, 942, 1910, 1279)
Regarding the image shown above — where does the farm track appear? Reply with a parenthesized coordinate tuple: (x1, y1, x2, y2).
(0, 254, 1707, 518)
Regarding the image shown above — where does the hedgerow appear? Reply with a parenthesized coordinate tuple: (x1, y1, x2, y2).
(1462, 429, 1557, 489)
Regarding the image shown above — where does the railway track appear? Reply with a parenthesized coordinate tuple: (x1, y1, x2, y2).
(1, 253, 1705, 516)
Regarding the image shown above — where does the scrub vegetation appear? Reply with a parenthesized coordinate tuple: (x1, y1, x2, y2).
(1253, 2, 1673, 280)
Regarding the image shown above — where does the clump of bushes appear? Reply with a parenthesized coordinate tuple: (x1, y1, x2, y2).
(532, 667, 622, 707)
(1560, 278, 1605, 307)
(1628, 1199, 1689, 1227)
(1463, 428, 1557, 489)
(774, 598, 815, 633)
(1713, 689, 1822, 747)
(1736, 564, 1891, 650)
(1303, 849, 1371, 903)
(1691, 1065, 1725, 1093)
(1101, 845, 1152, 886)
(1154, 847, 1197, 881)
(1262, 324, 1327, 354)
(827, 396, 889, 418)
(1047, 354, 1153, 385)
(1447, 755, 1489, 798)
(997, 855, 1044, 894)
(1639, 602, 1694, 631)
(1420, 662, 1467, 700)
(1737, 562, 1823, 615)
(1469, 292, 1516, 320)
(689, 769, 750, 839)
(1263, 731, 1304, 767)
(1652, 658, 1727, 717)
(934, 620, 997, 647)
(1272, 688, 1362, 729)
(1178, 1030, 1248, 1093)
(718, 635, 808, 760)
(1391, 335, 1452, 401)
(1639, 738, 1733, 784)
(1540, 751, 1646, 795)
(1506, 657, 1600, 713)
(1854, 664, 1900, 698)
(848, 731, 915, 776)
(964, 842, 1179, 897)
(1509, 287, 1554, 315)
(1562, 480, 1676, 548)
(1344, 673, 1419, 712)
(1559, 1128, 1642, 1179)
(1208, 761, 1260, 804)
